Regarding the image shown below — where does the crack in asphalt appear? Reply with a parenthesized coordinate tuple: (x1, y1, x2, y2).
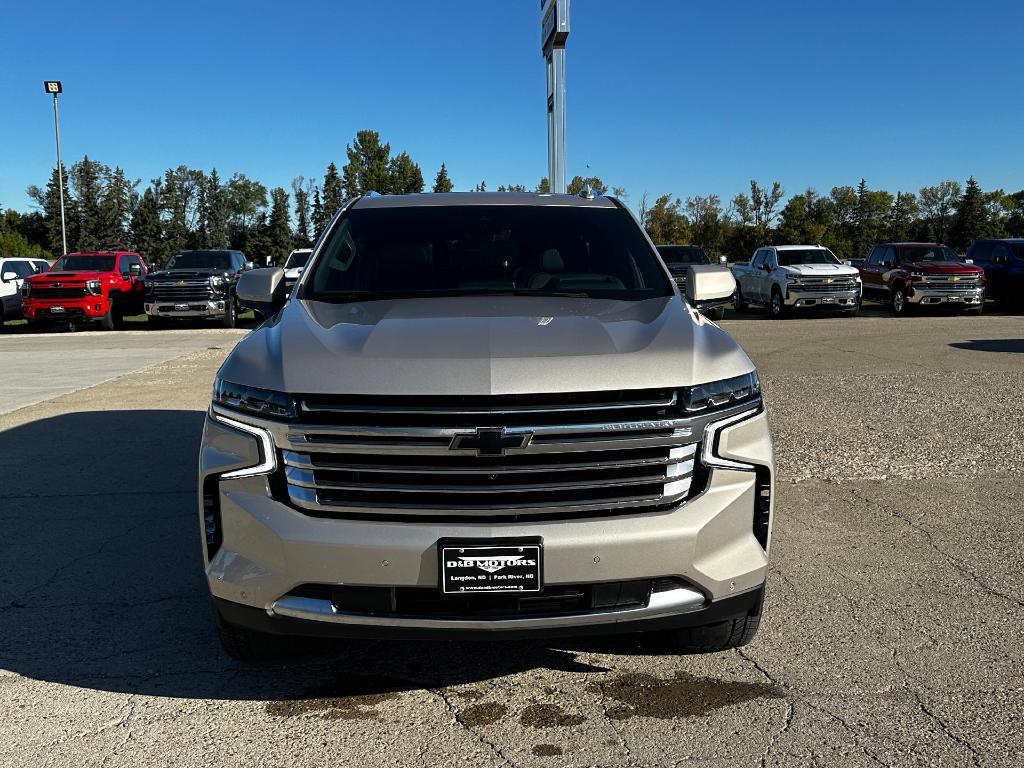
(432, 685, 515, 767)
(913, 690, 983, 768)
(844, 486, 1024, 610)
(735, 649, 795, 768)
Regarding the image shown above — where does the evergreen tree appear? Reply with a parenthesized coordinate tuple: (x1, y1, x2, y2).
(322, 163, 343, 217)
(342, 130, 391, 195)
(70, 156, 107, 250)
(567, 176, 607, 195)
(267, 187, 293, 266)
(292, 177, 312, 246)
(311, 186, 325, 237)
(130, 186, 167, 266)
(246, 211, 272, 266)
(432, 163, 454, 193)
(205, 169, 229, 248)
(474, 181, 487, 192)
(224, 172, 267, 247)
(536, 177, 550, 193)
(387, 152, 424, 194)
(96, 167, 136, 250)
(28, 166, 75, 254)
(950, 177, 989, 249)
(888, 191, 918, 242)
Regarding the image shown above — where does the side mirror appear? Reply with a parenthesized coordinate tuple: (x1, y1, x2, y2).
(236, 268, 287, 315)
(842, 259, 852, 266)
(760, 263, 772, 272)
(129, 263, 142, 276)
(245, 261, 255, 271)
(1, 271, 17, 283)
(685, 265, 737, 313)
(718, 255, 728, 265)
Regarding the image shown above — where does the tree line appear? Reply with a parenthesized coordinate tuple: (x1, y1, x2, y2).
(2, 127, 1022, 265)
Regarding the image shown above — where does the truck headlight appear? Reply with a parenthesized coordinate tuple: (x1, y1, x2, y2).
(86, 279, 102, 295)
(210, 276, 226, 292)
(785, 276, 802, 284)
(682, 371, 760, 413)
(213, 379, 297, 421)
(21, 282, 32, 297)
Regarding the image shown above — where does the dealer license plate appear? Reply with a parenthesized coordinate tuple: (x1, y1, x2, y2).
(440, 540, 542, 594)
(174, 303, 189, 311)
(50, 306, 65, 313)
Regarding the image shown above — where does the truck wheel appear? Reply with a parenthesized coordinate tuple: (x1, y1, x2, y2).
(769, 289, 788, 319)
(660, 593, 763, 652)
(212, 601, 288, 662)
(99, 299, 117, 331)
(221, 296, 238, 329)
(891, 286, 910, 316)
(734, 288, 748, 313)
(966, 303, 984, 316)
(705, 306, 726, 321)
(147, 314, 167, 330)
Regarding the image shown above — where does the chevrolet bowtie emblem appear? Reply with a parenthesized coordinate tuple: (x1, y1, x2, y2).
(450, 427, 533, 456)
(176, 280, 186, 286)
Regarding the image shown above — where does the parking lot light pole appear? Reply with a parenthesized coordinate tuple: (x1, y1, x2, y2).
(43, 81, 67, 256)
(541, 0, 569, 194)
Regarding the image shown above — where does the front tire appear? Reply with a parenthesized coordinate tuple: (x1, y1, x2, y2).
(660, 592, 763, 652)
(734, 287, 748, 313)
(891, 286, 910, 316)
(98, 298, 117, 331)
(769, 289, 788, 319)
(221, 296, 238, 329)
(212, 602, 288, 662)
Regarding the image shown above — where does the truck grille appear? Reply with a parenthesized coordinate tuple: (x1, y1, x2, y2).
(915, 275, 982, 290)
(32, 286, 88, 299)
(795, 277, 859, 292)
(277, 390, 705, 521)
(149, 281, 214, 301)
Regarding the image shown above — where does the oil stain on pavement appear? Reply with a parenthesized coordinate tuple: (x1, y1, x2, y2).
(588, 671, 784, 720)
(457, 701, 507, 726)
(520, 703, 586, 728)
(265, 674, 410, 721)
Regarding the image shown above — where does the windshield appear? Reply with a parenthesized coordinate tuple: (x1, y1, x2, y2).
(51, 254, 116, 272)
(777, 249, 840, 266)
(304, 205, 672, 302)
(657, 245, 709, 266)
(897, 246, 958, 263)
(166, 251, 233, 270)
(285, 250, 311, 269)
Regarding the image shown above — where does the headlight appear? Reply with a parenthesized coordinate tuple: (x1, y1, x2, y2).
(86, 279, 102, 295)
(785, 276, 802, 284)
(210, 276, 226, 292)
(682, 372, 760, 413)
(21, 282, 31, 297)
(213, 378, 296, 421)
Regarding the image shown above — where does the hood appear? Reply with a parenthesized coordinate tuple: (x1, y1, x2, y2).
(28, 270, 105, 281)
(902, 261, 983, 275)
(781, 264, 859, 277)
(147, 269, 228, 280)
(219, 295, 756, 396)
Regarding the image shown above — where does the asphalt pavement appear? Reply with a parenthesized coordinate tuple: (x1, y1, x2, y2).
(0, 310, 1021, 767)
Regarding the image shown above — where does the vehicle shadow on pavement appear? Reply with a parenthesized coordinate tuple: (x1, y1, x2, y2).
(949, 338, 1024, 354)
(0, 409, 658, 701)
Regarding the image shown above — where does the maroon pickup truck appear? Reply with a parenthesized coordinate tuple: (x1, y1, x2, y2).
(854, 242, 985, 315)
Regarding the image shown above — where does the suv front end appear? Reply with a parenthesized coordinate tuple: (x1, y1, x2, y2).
(199, 193, 774, 658)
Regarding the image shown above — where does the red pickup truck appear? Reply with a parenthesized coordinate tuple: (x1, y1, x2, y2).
(854, 242, 985, 315)
(22, 251, 148, 330)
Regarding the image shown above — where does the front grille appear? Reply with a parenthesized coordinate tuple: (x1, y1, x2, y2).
(149, 281, 214, 301)
(915, 275, 982, 290)
(32, 286, 88, 299)
(279, 389, 704, 521)
(794, 278, 858, 292)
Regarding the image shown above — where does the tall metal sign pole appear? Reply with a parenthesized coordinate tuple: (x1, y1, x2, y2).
(43, 81, 68, 255)
(541, 0, 569, 194)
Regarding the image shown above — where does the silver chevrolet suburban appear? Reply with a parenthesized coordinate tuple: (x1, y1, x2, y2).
(200, 192, 774, 660)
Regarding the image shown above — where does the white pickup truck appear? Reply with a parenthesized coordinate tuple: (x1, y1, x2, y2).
(732, 245, 861, 318)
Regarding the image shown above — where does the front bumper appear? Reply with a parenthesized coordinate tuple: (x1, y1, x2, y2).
(199, 405, 775, 636)
(907, 286, 984, 305)
(23, 299, 109, 320)
(145, 299, 227, 318)
(784, 288, 860, 308)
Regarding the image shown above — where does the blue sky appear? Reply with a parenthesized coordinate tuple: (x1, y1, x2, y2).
(2, 0, 1022, 213)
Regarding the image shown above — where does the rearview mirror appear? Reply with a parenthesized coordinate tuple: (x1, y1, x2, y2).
(236, 268, 287, 315)
(685, 265, 736, 313)
(1, 271, 17, 283)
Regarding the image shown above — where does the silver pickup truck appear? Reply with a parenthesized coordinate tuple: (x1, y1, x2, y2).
(732, 245, 861, 318)
(200, 192, 775, 660)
